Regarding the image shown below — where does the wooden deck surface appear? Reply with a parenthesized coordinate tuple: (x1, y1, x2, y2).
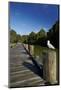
(9, 43, 46, 88)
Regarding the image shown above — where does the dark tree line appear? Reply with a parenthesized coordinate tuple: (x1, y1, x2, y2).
(27, 29, 47, 47)
(10, 20, 59, 49)
(47, 20, 59, 48)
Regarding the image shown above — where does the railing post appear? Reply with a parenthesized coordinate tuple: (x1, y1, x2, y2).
(24, 44, 34, 56)
(29, 45, 34, 56)
(43, 50, 57, 84)
(24, 44, 28, 51)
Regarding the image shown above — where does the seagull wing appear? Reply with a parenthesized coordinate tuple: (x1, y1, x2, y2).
(48, 43, 55, 49)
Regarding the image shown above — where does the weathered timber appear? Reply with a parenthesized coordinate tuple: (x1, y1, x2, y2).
(9, 43, 45, 88)
(43, 50, 57, 84)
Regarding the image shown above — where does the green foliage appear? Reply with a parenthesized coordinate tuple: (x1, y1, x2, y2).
(28, 32, 36, 44)
(36, 28, 47, 46)
(10, 29, 22, 43)
(37, 28, 46, 39)
(21, 35, 28, 43)
(10, 30, 17, 43)
(17, 34, 21, 42)
(47, 21, 59, 48)
(27, 29, 47, 45)
(10, 20, 59, 48)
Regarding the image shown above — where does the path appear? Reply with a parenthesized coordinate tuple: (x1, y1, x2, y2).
(9, 43, 46, 88)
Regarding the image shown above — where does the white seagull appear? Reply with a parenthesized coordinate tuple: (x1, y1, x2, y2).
(47, 40, 55, 49)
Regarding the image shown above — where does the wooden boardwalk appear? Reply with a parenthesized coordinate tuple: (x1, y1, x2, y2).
(9, 43, 46, 88)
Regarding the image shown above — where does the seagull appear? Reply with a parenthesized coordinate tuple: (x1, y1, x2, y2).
(47, 40, 55, 49)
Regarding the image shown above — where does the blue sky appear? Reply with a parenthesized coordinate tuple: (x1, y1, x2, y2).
(9, 2, 59, 35)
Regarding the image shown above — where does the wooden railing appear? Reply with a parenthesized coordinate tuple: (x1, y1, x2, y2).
(23, 44, 58, 84)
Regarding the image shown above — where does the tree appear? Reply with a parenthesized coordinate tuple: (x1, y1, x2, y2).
(10, 29, 17, 43)
(47, 20, 59, 48)
(21, 35, 28, 43)
(28, 31, 36, 44)
(16, 34, 21, 42)
(36, 28, 47, 46)
(37, 28, 46, 39)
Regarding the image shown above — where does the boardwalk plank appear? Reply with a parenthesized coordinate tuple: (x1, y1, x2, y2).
(9, 43, 45, 87)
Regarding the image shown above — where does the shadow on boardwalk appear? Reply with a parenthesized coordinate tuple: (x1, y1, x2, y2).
(23, 45, 43, 78)
(23, 60, 43, 78)
(22, 48, 43, 78)
(9, 44, 47, 88)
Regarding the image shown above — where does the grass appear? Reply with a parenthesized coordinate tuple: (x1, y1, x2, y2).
(10, 43, 16, 48)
